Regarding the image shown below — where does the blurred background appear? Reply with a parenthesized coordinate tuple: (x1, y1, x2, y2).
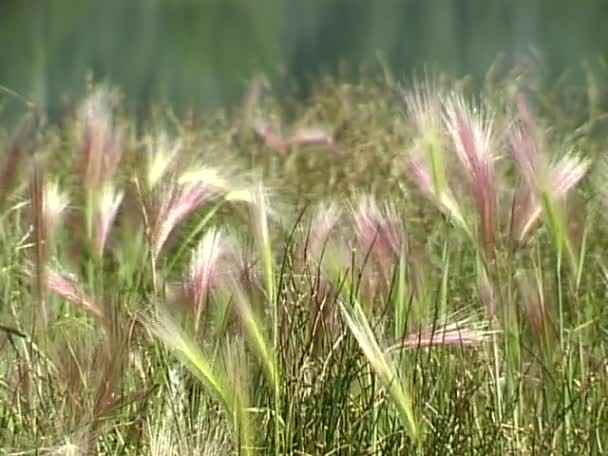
(1, 0, 607, 119)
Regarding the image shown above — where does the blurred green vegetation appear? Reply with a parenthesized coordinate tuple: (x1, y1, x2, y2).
(1, 0, 608, 118)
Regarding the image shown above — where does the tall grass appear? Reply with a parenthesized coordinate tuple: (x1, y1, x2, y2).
(0, 72, 607, 454)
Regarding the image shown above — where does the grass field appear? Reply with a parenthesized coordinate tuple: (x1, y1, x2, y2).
(0, 71, 607, 454)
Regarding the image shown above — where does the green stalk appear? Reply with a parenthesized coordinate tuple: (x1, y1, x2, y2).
(394, 249, 407, 340)
(253, 184, 282, 453)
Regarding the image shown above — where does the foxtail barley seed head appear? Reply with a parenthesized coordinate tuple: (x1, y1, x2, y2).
(78, 87, 122, 190)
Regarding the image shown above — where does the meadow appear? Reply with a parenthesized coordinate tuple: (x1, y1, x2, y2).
(0, 69, 607, 454)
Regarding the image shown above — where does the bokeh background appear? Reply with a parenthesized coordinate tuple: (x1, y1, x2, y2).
(1, 0, 607, 118)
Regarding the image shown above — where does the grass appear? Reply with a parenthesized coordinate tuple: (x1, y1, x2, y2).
(0, 69, 607, 455)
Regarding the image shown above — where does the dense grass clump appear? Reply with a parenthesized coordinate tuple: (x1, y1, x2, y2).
(0, 73, 607, 455)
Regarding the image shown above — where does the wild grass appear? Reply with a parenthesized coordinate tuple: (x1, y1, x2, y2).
(0, 70, 607, 455)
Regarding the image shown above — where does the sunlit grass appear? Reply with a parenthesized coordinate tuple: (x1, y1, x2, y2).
(0, 73, 606, 454)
